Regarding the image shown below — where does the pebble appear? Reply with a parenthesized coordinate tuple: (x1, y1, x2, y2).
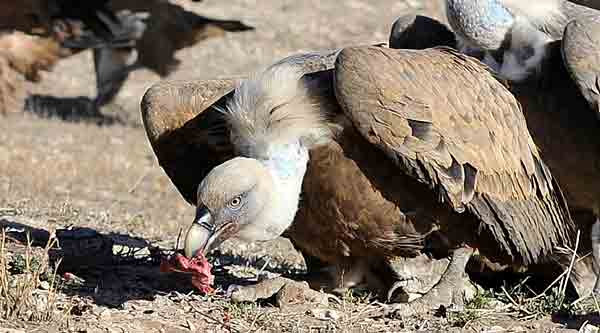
(581, 324, 600, 333)
(185, 319, 196, 331)
(39, 280, 50, 290)
(309, 308, 341, 321)
(96, 308, 112, 320)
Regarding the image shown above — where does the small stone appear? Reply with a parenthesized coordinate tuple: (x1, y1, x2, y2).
(97, 309, 111, 320)
(309, 308, 341, 321)
(276, 280, 329, 309)
(39, 280, 51, 290)
(487, 299, 506, 309)
(229, 276, 330, 309)
(580, 324, 600, 333)
(185, 319, 196, 331)
(229, 278, 286, 303)
(34, 294, 48, 312)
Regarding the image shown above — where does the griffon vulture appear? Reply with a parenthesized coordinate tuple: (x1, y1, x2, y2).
(445, 0, 599, 82)
(390, 10, 600, 294)
(141, 46, 575, 314)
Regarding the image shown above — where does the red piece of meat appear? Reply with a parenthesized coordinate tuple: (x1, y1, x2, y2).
(160, 253, 214, 293)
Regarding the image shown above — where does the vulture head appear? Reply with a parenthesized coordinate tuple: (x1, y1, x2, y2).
(184, 62, 330, 258)
(184, 157, 275, 257)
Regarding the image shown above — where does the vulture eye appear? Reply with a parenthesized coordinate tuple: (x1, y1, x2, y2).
(228, 196, 242, 209)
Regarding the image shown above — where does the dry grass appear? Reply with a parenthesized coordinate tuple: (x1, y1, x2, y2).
(444, 233, 600, 331)
(0, 230, 71, 324)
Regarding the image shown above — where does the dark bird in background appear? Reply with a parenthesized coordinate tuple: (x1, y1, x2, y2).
(390, 7, 600, 295)
(570, 0, 600, 10)
(0, 0, 253, 113)
(108, 0, 254, 77)
(140, 47, 575, 315)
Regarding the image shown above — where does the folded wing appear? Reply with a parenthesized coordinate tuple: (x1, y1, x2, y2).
(334, 46, 573, 263)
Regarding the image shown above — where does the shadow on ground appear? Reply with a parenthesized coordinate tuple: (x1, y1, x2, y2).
(553, 312, 600, 329)
(24, 95, 127, 126)
(0, 218, 306, 308)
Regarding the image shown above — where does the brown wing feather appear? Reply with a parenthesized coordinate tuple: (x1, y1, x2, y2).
(140, 78, 239, 204)
(334, 46, 573, 263)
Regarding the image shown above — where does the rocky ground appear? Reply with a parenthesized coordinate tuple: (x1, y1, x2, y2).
(1, 0, 599, 332)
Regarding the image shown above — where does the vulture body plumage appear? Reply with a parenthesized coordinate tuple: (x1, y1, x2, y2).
(390, 7, 600, 294)
(141, 46, 575, 313)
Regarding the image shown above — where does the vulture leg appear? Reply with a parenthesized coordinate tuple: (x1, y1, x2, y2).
(92, 47, 134, 107)
(381, 247, 476, 317)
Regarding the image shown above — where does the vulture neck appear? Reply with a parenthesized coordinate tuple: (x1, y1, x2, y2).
(255, 142, 309, 239)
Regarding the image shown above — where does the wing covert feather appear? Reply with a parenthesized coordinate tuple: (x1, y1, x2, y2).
(335, 47, 543, 209)
(141, 78, 239, 204)
(334, 46, 573, 262)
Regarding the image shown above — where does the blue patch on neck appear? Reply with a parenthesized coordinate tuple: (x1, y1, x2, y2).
(486, 0, 514, 24)
(262, 144, 308, 179)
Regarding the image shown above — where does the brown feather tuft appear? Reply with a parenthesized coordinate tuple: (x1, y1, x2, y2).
(0, 31, 61, 81)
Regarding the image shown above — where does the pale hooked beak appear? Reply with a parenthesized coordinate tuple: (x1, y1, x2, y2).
(184, 206, 233, 258)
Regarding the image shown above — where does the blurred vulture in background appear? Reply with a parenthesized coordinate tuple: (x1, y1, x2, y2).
(444, 0, 599, 82)
(140, 47, 576, 314)
(390, 3, 600, 294)
(0, 0, 253, 114)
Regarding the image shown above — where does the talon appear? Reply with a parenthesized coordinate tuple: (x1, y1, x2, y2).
(380, 246, 476, 317)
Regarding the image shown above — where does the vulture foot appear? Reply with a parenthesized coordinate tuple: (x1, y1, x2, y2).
(227, 276, 334, 310)
(382, 247, 476, 317)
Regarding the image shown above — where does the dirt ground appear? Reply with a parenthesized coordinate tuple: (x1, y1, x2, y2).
(1, 0, 599, 332)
